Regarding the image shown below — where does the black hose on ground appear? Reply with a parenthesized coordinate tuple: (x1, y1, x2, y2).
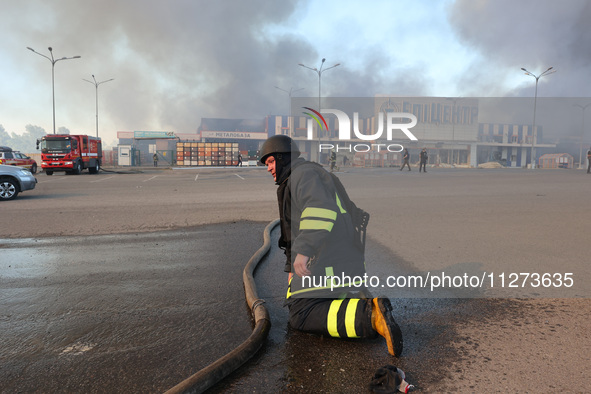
(164, 219, 279, 394)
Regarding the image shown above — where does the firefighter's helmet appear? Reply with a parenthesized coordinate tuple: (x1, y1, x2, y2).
(259, 135, 300, 164)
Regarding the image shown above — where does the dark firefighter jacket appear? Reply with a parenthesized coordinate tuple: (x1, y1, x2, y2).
(277, 158, 366, 300)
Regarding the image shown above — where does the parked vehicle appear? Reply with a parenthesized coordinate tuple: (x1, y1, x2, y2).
(0, 146, 37, 173)
(0, 164, 37, 200)
(36, 135, 102, 175)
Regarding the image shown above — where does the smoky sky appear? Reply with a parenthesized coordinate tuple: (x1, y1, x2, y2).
(2, 0, 591, 143)
(3, 0, 319, 137)
(447, 0, 591, 140)
(448, 0, 591, 97)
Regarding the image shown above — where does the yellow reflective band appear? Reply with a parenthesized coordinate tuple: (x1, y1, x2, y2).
(327, 299, 344, 338)
(301, 207, 337, 221)
(336, 193, 347, 214)
(325, 266, 335, 289)
(288, 278, 366, 296)
(345, 299, 360, 338)
(286, 265, 366, 298)
(286, 275, 293, 299)
(300, 219, 334, 231)
(325, 266, 335, 277)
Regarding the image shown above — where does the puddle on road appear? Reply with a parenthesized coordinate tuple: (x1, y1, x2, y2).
(0, 248, 58, 280)
(0, 223, 266, 393)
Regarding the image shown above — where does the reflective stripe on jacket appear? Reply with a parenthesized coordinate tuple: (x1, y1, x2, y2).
(277, 159, 366, 299)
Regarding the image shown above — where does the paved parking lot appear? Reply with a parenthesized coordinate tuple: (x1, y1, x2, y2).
(2, 166, 277, 239)
(1, 166, 590, 392)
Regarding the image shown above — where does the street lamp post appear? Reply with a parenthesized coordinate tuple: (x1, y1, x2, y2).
(27, 46, 81, 134)
(299, 59, 340, 145)
(521, 66, 555, 169)
(275, 86, 304, 138)
(83, 75, 114, 138)
(574, 104, 591, 169)
(298, 58, 340, 113)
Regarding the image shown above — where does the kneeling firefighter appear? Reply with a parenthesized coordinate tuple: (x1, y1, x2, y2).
(260, 135, 403, 357)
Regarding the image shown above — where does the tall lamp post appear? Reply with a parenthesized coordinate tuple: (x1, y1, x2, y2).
(275, 86, 304, 138)
(83, 75, 114, 138)
(520, 66, 555, 169)
(574, 104, 591, 169)
(298, 58, 340, 113)
(27, 46, 81, 134)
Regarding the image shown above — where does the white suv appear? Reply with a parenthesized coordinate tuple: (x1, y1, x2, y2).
(0, 164, 37, 200)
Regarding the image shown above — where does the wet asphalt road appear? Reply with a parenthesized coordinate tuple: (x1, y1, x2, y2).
(0, 221, 525, 393)
(1, 223, 264, 393)
(1, 166, 590, 392)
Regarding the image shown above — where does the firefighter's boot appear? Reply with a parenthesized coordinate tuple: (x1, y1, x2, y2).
(372, 298, 403, 357)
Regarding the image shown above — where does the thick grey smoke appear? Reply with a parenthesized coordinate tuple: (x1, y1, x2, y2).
(3, 0, 317, 138)
(447, 0, 591, 141)
(448, 0, 591, 97)
(2, 0, 435, 142)
(2, 0, 590, 144)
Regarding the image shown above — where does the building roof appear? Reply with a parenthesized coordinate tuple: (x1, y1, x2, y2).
(198, 118, 264, 133)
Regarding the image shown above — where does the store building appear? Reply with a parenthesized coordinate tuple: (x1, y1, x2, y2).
(115, 97, 558, 168)
(198, 118, 266, 159)
(478, 123, 556, 168)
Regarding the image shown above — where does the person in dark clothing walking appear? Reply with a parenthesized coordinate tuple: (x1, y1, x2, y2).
(400, 148, 411, 171)
(260, 135, 403, 357)
(587, 147, 591, 173)
(419, 148, 428, 173)
(329, 148, 337, 172)
(237, 153, 243, 167)
(153, 153, 158, 167)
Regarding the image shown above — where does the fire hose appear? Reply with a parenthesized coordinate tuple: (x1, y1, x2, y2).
(164, 219, 278, 394)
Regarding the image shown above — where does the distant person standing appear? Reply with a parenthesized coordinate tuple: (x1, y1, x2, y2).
(419, 148, 428, 173)
(587, 147, 591, 173)
(400, 148, 411, 171)
(153, 153, 158, 167)
(329, 148, 337, 172)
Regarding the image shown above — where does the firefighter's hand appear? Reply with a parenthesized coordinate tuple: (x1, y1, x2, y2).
(293, 254, 311, 277)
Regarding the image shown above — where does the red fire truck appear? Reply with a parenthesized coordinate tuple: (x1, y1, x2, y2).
(37, 134, 102, 175)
